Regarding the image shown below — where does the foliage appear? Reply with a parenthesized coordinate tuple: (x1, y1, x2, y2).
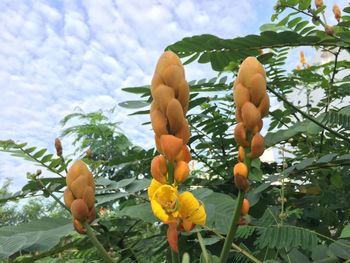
(1, 0, 350, 262)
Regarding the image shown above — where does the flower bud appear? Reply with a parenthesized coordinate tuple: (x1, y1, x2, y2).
(315, 0, 323, 8)
(55, 138, 62, 157)
(238, 146, 245, 162)
(166, 98, 185, 133)
(167, 222, 179, 253)
(152, 84, 175, 113)
(83, 186, 95, 210)
(234, 122, 249, 147)
(241, 198, 250, 215)
(73, 219, 86, 234)
(174, 161, 190, 183)
(151, 155, 168, 184)
(241, 102, 261, 133)
(160, 135, 183, 162)
(247, 133, 265, 159)
(234, 83, 250, 109)
(71, 199, 89, 222)
(233, 162, 248, 178)
(64, 188, 75, 208)
(333, 4, 341, 22)
(234, 174, 250, 192)
(325, 25, 334, 36)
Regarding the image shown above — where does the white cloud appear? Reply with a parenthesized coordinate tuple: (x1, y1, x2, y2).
(0, 0, 278, 192)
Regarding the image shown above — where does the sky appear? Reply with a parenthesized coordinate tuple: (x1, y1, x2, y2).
(0, 0, 346, 192)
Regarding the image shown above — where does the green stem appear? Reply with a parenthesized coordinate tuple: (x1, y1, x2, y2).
(171, 248, 180, 263)
(219, 189, 245, 262)
(267, 86, 350, 144)
(37, 179, 70, 213)
(197, 231, 209, 263)
(83, 222, 115, 263)
(167, 162, 175, 185)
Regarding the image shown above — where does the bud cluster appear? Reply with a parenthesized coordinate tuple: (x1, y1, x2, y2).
(150, 51, 192, 184)
(233, 57, 270, 219)
(64, 160, 96, 234)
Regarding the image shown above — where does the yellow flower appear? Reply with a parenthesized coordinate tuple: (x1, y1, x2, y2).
(179, 192, 206, 226)
(151, 185, 180, 223)
(148, 179, 163, 200)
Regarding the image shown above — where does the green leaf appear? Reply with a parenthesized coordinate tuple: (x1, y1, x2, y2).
(340, 225, 350, 238)
(298, 0, 311, 10)
(329, 240, 350, 259)
(117, 203, 157, 223)
(118, 100, 149, 109)
(33, 149, 47, 159)
(0, 217, 73, 260)
(122, 86, 150, 94)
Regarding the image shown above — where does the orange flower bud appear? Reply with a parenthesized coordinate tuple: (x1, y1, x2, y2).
(151, 155, 168, 184)
(315, 0, 323, 8)
(155, 135, 162, 153)
(175, 119, 190, 145)
(177, 79, 189, 114)
(234, 122, 249, 147)
(70, 175, 90, 199)
(73, 219, 86, 234)
(152, 84, 175, 113)
(300, 51, 306, 65)
(64, 188, 74, 208)
(54, 138, 62, 157)
(241, 102, 261, 133)
(167, 222, 179, 253)
(333, 4, 341, 22)
(175, 145, 192, 163)
(66, 160, 91, 188)
(258, 94, 269, 118)
(247, 133, 265, 159)
(150, 103, 168, 137)
(166, 98, 184, 133)
(154, 51, 182, 74)
(160, 64, 185, 97)
(180, 219, 194, 232)
(238, 146, 245, 162)
(234, 174, 250, 192)
(237, 57, 266, 86)
(174, 161, 190, 183)
(160, 135, 183, 162)
(87, 207, 96, 223)
(83, 186, 95, 210)
(233, 162, 248, 177)
(241, 198, 250, 215)
(234, 83, 250, 109)
(235, 107, 243, 123)
(246, 73, 266, 106)
(325, 25, 334, 36)
(71, 199, 89, 222)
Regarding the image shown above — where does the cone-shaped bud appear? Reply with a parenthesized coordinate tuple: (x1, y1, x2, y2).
(233, 162, 248, 178)
(174, 161, 190, 183)
(234, 122, 249, 147)
(152, 84, 175, 113)
(160, 64, 185, 97)
(160, 135, 183, 162)
(154, 51, 182, 74)
(71, 199, 89, 222)
(241, 102, 261, 133)
(83, 186, 95, 210)
(234, 83, 250, 109)
(166, 98, 184, 133)
(234, 174, 250, 192)
(167, 222, 179, 253)
(64, 188, 75, 208)
(241, 198, 250, 215)
(247, 73, 266, 106)
(325, 25, 334, 36)
(151, 155, 168, 184)
(247, 133, 265, 159)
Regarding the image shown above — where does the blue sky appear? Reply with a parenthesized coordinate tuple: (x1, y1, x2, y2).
(0, 0, 345, 191)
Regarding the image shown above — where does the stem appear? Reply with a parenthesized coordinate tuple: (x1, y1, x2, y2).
(83, 222, 115, 263)
(197, 231, 209, 263)
(167, 162, 175, 185)
(219, 190, 245, 262)
(267, 86, 350, 144)
(37, 179, 70, 213)
(171, 249, 180, 263)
